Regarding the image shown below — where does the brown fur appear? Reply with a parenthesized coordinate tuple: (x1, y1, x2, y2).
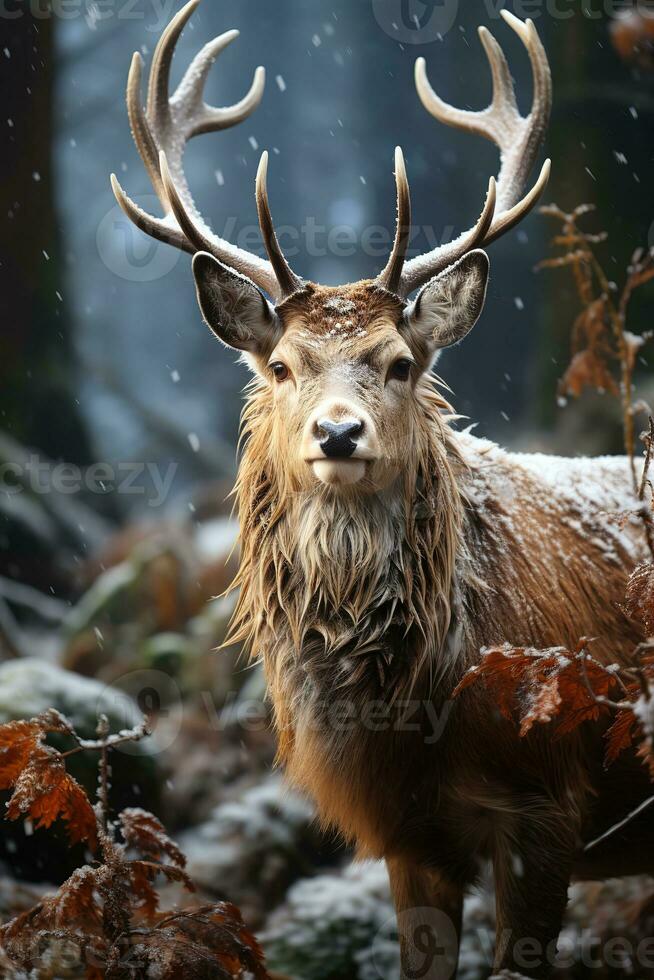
(222, 281, 653, 978)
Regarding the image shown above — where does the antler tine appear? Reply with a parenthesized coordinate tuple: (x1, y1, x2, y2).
(159, 150, 216, 254)
(111, 0, 293, 301)
(256, 152, 304, 299)
(146, 0, 200, 131)
(111, 173, 192, 254)
(399, 13, 552, 297)
(126, 52, 163, 201)
(175, 32, 266, 138)
(377, 148, 412, 296)
(380, 147, 412, 296)
(484, 158, 551, 246)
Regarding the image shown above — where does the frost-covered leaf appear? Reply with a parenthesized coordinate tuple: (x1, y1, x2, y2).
(623, 560, 654, 635)
(0, 720, 43, 790)
(454, 642, 617, 738)
(111, 902, 270, 980)
(128, 859, 195, 917)
(119, 807, 186, 868)
(5, 748, 98, 850)
(0, 710, 76, 791)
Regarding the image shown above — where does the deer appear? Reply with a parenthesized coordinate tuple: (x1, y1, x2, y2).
(111, 2, 654, 977)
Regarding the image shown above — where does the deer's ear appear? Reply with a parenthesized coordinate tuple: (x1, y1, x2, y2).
(403, 250, 489, 363)
(192, 252, 281, 356)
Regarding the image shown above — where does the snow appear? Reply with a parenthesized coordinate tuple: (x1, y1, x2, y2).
(456, 432, 645, 566)
(634, 692, 654, 737)
(193, 516, 237, 562)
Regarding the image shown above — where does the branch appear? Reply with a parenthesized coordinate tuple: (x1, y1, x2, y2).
(584, 794, 654, 852)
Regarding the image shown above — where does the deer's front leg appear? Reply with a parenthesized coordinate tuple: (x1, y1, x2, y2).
(387, 857, 463, 980)
(492, 809, 577, 979)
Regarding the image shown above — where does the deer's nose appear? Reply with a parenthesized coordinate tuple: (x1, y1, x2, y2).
(317, 419, 364, 459)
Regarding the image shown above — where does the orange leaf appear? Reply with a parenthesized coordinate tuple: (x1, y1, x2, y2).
(6, 749, 98, 851)
(455, 642, 617, 741)
(0, 709, 76, 791)
(623, 560, 654, 635)
(0, 721, 43, 790)
(605, 707, 639, 766)
(559, 348, 618, 399)
(119, 902, 271, 979)
(128, 860, 162, 920)
(119, 808, 186, 868)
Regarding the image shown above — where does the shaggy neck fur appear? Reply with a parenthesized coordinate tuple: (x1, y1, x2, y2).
(227, 376, 466, 746)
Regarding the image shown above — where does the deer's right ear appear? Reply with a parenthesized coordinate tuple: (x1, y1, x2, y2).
(192, 252, 282, 356)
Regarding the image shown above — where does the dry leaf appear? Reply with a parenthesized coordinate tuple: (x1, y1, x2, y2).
(119, 807, 186, 868)
(623, 560, 654, 635)
(454, 641, 616, 738)
(559, 349, 618, 399)
(5, 749, 98, 850)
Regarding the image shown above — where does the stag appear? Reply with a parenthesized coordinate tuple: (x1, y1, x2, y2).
(113, 3, 654, 976)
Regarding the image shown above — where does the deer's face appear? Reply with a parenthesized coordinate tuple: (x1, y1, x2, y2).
(193, 250, 489, 493)
(269, 286, 415, 491)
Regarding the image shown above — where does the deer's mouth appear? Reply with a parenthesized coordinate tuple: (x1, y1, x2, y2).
(309, 459, 369, 487)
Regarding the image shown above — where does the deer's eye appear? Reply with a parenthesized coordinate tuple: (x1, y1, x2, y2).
(388, 358, 413, 382)
(270, 362, 290, 382)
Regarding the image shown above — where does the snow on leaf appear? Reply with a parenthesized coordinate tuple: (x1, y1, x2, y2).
(0, 710, 76, 791)
(0, 720, 43, 789)
(119, 807, 186, 868)
(5, 749, 98, 851)
(454, 641, 617, 739)
(125, 902, 271, 979)
(622, 560, 654, 634)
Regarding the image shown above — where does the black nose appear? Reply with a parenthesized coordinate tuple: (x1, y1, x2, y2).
(318, 419, 363, 459)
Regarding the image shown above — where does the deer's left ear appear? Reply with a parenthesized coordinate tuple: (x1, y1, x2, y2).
(402, 250, 489, 362)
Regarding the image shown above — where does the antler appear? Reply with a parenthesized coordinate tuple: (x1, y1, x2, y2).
(111, 0, 301, 302)
(384, 10, 552, 298)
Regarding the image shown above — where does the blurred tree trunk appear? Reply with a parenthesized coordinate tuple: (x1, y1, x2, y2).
(0, 9, 91, 464)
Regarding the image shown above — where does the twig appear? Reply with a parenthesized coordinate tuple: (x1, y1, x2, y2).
(584, 794, 654, 851)
(96, 714, 111, 834)
(60, 719, 151, 759)
(538, 209, 654, 494)
(638, 417, 654, 501)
